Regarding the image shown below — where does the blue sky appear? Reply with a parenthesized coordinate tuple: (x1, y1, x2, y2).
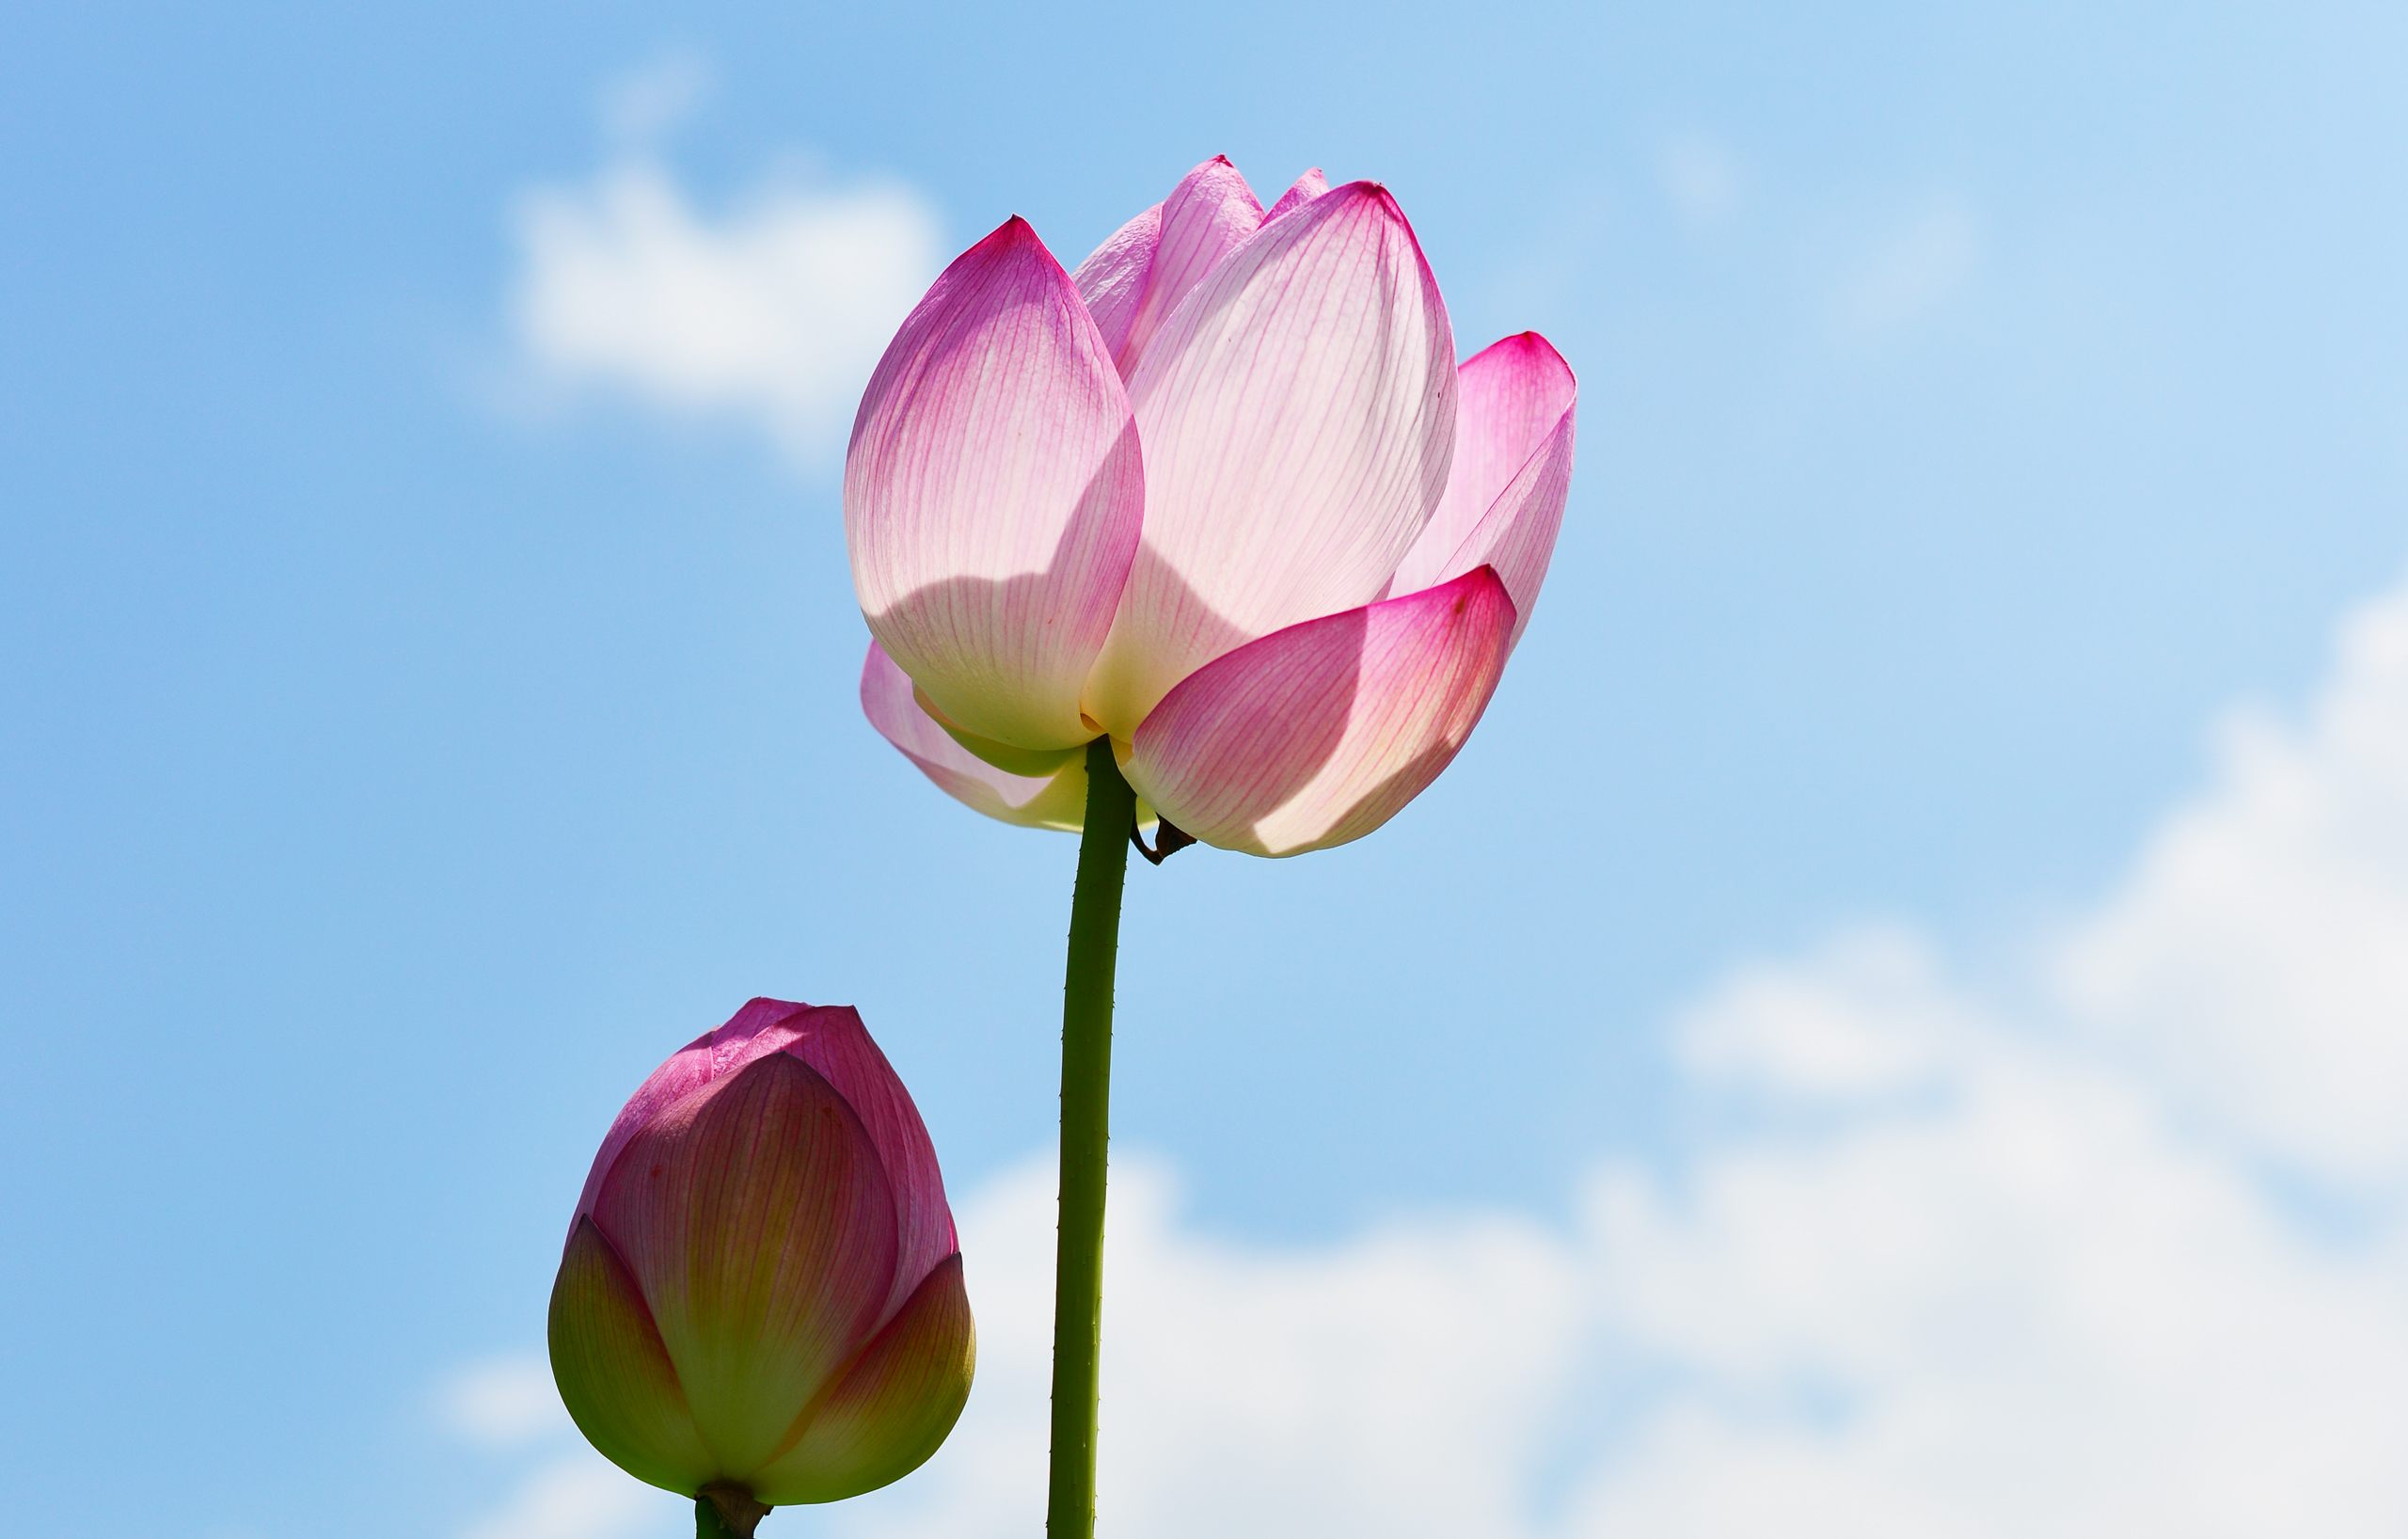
(8, 2, 2408, 1535)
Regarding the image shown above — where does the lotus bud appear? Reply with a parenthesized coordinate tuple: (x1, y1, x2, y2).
(548, 999, 974, 1535)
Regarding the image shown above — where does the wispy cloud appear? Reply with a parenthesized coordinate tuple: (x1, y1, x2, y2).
(458, 1452, 682, 1539)
(503, 69, 943, 466)
(442, 1353, 686, 1539)
(599, 51, 712, 148)
(1661, 135, 1746, 230)
(1830, 198, 1982, 340)
(441, 1355, 573, 1449)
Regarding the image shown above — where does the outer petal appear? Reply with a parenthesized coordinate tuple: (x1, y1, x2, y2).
(1386, 333, 1576, 648)
(1083, 182, 1460, 738)
(860, 641, 1088, 832)
(845, 217, 1143, 752)
(594, 1054, 900, 1476)
(1261, 167, 1328, 224)
(571, 999, 910, 1232)
(769, 1005, 958, 1333)
(576, 998, 961, 1371)
(1124, 566, 1514, 856)
(1418, 412, 1574, 653)
(571, 997, 817, 1232)
(1093, 156, 1263, 380)
(748, 1255, 976, 1505)
(550, 1215, 719, 1496)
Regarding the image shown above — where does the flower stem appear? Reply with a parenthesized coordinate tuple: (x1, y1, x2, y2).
(695, 1484, 767, 1537)
(1048, 738, 1135, 1539)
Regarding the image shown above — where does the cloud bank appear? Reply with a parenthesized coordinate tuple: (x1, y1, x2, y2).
(889, 568, 2408, 1539)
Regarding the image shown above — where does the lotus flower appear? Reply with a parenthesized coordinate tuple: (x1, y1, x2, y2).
(548, 999, 973, 1533)
(848, 155, 1577, 856)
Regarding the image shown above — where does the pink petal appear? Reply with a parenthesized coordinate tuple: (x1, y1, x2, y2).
(1100, 156, 1263, 379)
(1261, 167, 1329, 224)
(550, 1215, 719, 1495)
(748, 1254, 975, 1504)
(1418, 411, 1574, 652)
(578, 992, 961, 1338)
(593, 1054, 901, 1475)
(769, 1005, 958, 1333)
(1124, 566, 1514, 856)
(845, 217, 1144, 753)
(1068, 201, 1162, 370)
(1082, 182, 1461, 738)
(572, 996, 816, 1234)
(1386, 332, 1577, 648)
(859, 641, 1088, 832)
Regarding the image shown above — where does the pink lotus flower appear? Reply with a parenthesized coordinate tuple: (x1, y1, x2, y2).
(549, 999, 973, 1532)
(848, 156, 1576, 856)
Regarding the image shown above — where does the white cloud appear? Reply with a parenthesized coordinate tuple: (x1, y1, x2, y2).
(459, 1452, 686, 1539)
(833, 1159, 1586, 1539)
(1574, 929, 2408, 1537)
(508, 156, 943, 463)
(2059, 588, 2408, 1188)
(442, 1354, 574, 1449)
(441, 1354, 689, 1539)
(452, 569, 2408, 1534)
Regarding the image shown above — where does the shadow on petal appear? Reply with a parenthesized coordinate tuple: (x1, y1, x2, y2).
(1121, 606, 1367, 850)
(865, 418, 1144, 753)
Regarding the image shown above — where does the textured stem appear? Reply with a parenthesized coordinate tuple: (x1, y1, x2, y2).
(696, 1486, 767, 1538)
(1047, 738, 1135, 1539)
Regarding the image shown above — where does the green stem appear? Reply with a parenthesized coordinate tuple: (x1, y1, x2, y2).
(694, 1486, 768, 1538)
(1047, 738, 1135, 1539)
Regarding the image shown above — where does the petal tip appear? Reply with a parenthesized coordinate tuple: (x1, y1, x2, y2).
(973, 215, 1053, 263)
(1474, 329, 1575, 381)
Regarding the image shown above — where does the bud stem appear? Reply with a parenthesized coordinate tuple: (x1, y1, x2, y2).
(1047, 738, 1135, 1539)
(695, 1485, 768, 1538)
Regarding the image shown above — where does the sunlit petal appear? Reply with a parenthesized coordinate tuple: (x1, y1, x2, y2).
(592, 1055, 900, 1474)
(549, 1216, 718, 1496)
(1261, 167, 1329, 224)
(1084, 182, 1458, 737)
(1101, 156, 1263, 378)
(750, 1255, 975, 1505)
(1126, 566, 1513, 855)
(846, 217, 1143, 751)
(1386, 332, 1576, 648)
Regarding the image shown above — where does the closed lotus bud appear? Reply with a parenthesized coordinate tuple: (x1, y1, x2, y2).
(549, 999, 974, 1535)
